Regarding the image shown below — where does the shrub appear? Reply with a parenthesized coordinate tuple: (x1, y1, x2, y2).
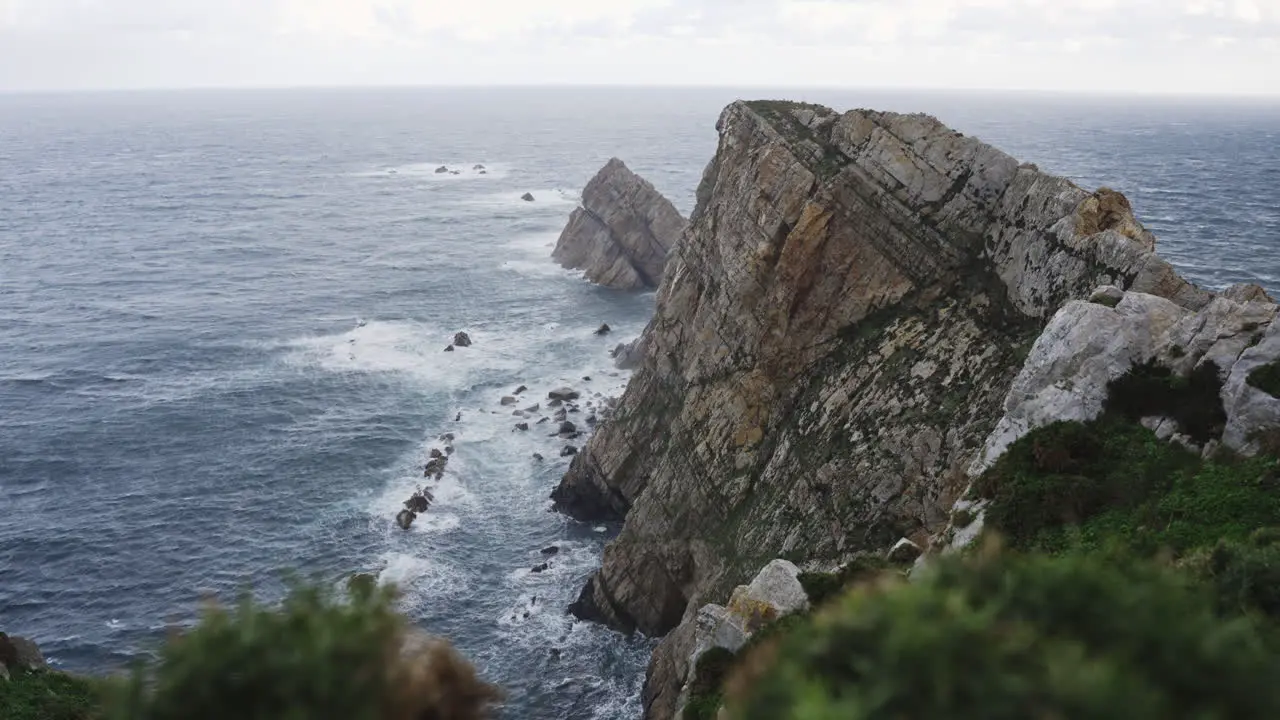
(976, 417, 1280, 555)
(1104, 360, 1226, 443)
(683, 648, 735, 720)
(0, 669, 101, 720)
(724, 549, 1280, 720)
(1248, 360, 1280, 399)
(104, 579, 501, 720)
(797, 556, 895, 607)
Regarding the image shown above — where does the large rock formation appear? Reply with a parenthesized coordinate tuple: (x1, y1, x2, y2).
(550, 100, 1219, 718)
(552, 158, 687, 290)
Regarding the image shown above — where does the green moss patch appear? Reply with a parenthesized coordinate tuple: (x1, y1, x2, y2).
(1104, 360, 1226, 443)
(797, 556, 895, 607)
(1248, 360, 1280, 399)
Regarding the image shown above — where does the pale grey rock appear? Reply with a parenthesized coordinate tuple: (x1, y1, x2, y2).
(552, 158, 687, 290)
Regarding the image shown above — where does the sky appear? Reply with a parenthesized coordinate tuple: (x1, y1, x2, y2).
(1, 0, 1278, 94)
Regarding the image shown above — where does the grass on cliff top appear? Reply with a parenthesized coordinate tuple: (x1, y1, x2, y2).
(973, 416, 1280, 556)
(0, 669, 101, 720)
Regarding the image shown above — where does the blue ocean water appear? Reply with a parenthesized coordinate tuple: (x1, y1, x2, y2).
(0, 88, 1277, 718)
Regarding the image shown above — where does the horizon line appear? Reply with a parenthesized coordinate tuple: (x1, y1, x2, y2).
(2, 83, 1279, 101)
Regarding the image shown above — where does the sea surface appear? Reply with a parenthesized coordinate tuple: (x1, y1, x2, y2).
(1, 87, 1278, 718)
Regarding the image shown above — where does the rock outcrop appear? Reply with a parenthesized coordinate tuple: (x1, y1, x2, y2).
(928, 281, 1280, 554)
(552, 158, 687, 290)
(549, 99, 1221, 718)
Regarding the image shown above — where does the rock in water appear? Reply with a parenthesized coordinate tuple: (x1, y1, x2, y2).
(434, 166, 449, 174)
(521, 192, 535, 202)
(395, 510, 416, 530)
(444, 345, 455, 352)
(547, 100, 1225, 718)
(551, 158, 687, 290)
(500, 396, 517, 406)
(542, 546, 561, 556)
(560, 446, 578, 457)
(548, 387, 580, 401)
(453, 332, 472, 348)
(595, 324, 612, 336)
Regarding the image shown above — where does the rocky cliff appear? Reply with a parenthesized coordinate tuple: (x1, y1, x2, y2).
(550, 100, 1220, 718)
(552, 158, 687, 290)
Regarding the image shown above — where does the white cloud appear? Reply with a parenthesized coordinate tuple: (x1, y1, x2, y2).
(0, 0, 1278, 92)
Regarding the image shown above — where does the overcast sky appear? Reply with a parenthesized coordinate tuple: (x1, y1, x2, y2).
(1, 0, 1277, 94)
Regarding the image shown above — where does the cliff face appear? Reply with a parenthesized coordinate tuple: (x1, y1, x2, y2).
(550, 100, 1214, 718)
(552, 158, 687, 290)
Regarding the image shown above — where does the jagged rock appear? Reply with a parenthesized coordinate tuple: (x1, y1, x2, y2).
(586, 415, 598, 426)
(1224, 283, 1274, 304)
(514, 423, 529, 432)
(435, 166, 449, 174)
(652, 560, 809, 719)
(554, 409, 568, 422)
(445, 446, 454, 455)
(521, 192, 535, 202)
(595, 324, 612, 336)
(440, 433, 455, 443)
(404, 489, 433, 513)
(0, 633, 45, 673)
(611, 336, 648, 370)
(886, 538, 923, 564)
(524, 404, 541, 413)
(533, 453, 545, 462)
(546, 100, 1228, 710)
(395, 509, 417, 530)
(453, 332, 472, 348)
(537, 418, 549, 425)
(444, 345, 455, 352)
(542, 546, 561, 556)
(561, 446, 578, 457)
(972, 289, 1279, 475)
(500, 396, 517, 406)
(429, 449, 443, 459)
(548, 387, 580, 401)
(548, 399, 563, 408)
(559, 421, 577, 435)
(454, 413, 462, 422)
(551, 158, 688, 290)
(531, 563, 549, 573)
(514, 385, 528, 395)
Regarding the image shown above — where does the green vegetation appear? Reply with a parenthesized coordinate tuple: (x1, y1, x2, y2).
(725, 549, 1280, 720)
(1091, 294, 1121, 308)
(8, 578, 499, 720)
(1104, 360, 1226, 442)
(696, 358, 1280, 718)
(683, 648, 735, 720)
(105, 579, 500, 720)
(0, 669, 101, 720)
(1248, 359, 1280, 398)
(796, 556, 896, 607)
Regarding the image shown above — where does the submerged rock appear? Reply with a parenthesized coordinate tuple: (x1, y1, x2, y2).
(595, 324, 612, 336)
(395, 509, 416, 530)
(551, 158, 687, 290)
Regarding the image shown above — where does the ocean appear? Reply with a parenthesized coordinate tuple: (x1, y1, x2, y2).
(1, 87, 1277, 718)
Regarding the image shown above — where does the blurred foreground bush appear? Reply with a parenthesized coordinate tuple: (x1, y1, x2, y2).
(104, 577, 501, 720)
(724, 546, 1280, 720)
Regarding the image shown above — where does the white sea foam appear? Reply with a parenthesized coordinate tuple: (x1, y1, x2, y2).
(353, 162, 509, 181)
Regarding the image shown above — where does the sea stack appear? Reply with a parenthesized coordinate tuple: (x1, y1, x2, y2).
(551, 158, 687, 290)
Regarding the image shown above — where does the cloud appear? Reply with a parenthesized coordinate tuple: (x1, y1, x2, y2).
(1, 0, 1278, 92)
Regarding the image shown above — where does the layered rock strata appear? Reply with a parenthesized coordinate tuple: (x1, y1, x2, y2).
(550, 99, 1218, 718)
(552, 158, 687, 290)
